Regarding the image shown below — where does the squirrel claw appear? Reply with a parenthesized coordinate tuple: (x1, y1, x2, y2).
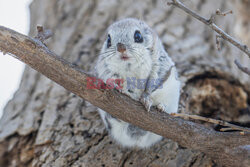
(114, 83, 124, 93)
(156, 104, 167, 113)
(140, 93, 152, 112)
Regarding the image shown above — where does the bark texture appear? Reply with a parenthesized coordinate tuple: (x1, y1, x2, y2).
(0, 0, 249, 167)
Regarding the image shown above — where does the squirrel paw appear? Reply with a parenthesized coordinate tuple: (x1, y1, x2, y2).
(156, 103, 167, 113)
(115, 87, 123, 93)
(114, 83, 124, 93)
(140, 92, 152, 112)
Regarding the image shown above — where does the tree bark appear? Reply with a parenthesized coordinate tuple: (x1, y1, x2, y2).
(0, 0, 249, 167)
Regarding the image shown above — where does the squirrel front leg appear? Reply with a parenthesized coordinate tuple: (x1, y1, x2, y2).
(140, 66, 174, 112)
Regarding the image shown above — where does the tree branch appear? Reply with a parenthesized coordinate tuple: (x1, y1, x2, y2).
(167, 0, 250, 58)
(0, 26, 249, 167)
(171, 113, 250, 132)
(234, 59, 250, 75)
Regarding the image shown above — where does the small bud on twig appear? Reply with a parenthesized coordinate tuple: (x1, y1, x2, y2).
(216, 9, 233, 16)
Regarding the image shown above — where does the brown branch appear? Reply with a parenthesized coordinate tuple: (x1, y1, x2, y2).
(0, 26, 250, 167)
(167, 0, 250, 58)
(234, 59, 250, 75)
(171, 113, 250, 132)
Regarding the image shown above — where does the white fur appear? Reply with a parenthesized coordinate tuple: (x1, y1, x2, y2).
(98, 108, 162, 148)
(151, 67, 180, 114)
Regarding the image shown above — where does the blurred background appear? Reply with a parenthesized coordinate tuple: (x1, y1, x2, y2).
(0, 0, 32, 118)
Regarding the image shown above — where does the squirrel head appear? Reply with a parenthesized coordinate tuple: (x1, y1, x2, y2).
(100, 18, 160, 63)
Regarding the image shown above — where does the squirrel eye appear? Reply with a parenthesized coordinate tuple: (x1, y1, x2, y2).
(107, 34, 111, 48)
(134, 30, 143, 43)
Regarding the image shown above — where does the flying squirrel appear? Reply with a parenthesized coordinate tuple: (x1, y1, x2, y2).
(95, 18, 181, 148)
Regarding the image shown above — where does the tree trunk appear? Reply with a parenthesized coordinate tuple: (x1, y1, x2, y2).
(0, 0, 249, 166)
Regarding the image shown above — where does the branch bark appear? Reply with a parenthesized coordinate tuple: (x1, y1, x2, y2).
(0, 26, 250, 167)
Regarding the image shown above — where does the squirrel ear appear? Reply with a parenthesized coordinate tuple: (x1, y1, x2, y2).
(144, 27, 158, 45)
(151, 30, 160, 51)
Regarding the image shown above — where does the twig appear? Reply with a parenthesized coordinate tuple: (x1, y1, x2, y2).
(0, 26, 250, 167)
(215, 9, 233, 16)
(171, 113, 250, 132)
(167, 0, 250, 58)
(234, 59, 250, 75)
(220, 127, 235, 132)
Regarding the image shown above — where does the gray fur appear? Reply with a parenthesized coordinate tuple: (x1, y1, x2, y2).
(127, 124, 146, 138)
(104, 115, 112, 131)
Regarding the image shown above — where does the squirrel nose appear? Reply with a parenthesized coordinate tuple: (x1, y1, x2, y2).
(117, 43, 126, 53)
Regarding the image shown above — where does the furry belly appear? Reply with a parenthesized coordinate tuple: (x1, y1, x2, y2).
(98, 109, 162, 148)
(96, 58, 152, 100)
(99, 71, 147, 100)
